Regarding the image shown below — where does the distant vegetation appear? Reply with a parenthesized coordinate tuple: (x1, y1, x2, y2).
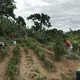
(0, 0, 80, 60)
(0, 0, 80, 80)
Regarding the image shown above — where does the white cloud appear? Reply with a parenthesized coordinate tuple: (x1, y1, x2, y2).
(14, 0, 80, 32)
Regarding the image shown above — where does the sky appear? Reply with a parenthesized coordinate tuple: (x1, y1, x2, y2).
(14, 0, 80, 32)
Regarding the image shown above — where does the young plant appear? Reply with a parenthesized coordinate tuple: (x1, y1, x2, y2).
(37, 51, 45, 60)
(44, 59, 54, 72)
(53, 37, 66, 61)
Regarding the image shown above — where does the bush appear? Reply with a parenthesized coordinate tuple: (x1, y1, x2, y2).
(72, 41, 79, 52)
(0, 36, 6, 42)
(0, 46, 8, 60)
(37, 51, 45, 60)
(53, 37, 66, 61)
(29, 43, 37, 49)
(35, 46, 43, 53)
(44, 59, 53, 70)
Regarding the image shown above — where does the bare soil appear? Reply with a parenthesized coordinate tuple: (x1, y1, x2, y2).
(18, 47, 80, 80)
(19, 47, 28, 80)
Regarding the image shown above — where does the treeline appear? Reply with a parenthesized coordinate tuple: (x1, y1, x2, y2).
(0, 0, 80, 44)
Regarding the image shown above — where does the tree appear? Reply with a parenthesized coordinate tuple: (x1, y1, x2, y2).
(16, 16, 26, 26)
(27, 13, 51, 31)
(0, 0, 16, 18)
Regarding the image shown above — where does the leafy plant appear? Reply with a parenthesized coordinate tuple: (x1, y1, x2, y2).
(44, 59, 54, 71)
(53, 37, 66, 61)
(37, 51, 45, 60)
(0, 46, 8, 60)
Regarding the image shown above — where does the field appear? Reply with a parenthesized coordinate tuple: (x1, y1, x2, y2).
(0, 1, 80, 79)
(0, 37, 80, 80)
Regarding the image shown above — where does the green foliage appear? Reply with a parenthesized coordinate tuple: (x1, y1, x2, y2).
(37, 51, 45, 60)
(33, 45, 45, 60)
(25, 37, 41, 49)
(0, 17, 27, 37)
(0, 0, 16, 18)
(0, 36, 8, 59)
(0, 36, 6, 42)
(45, 42, 55, 51)
(44, 59, 54, 72)
(14, 38, 23, 43)
(36, 75, 54, 80)
(61, 74, 75, 80)
(46, 28, 64, 40)
(36, 75, 41, 80)
(0, 46, 8, 60)
(6, 46, 20, 80)
(16, 16, 26, 26)
(72, 41, 80, 54)
(27, 13, 51, 29)
(53, 37, 66, 61)
(65, 29, 80, 54)
(35, 46, 43, 53)
(27, 13, 52, 43)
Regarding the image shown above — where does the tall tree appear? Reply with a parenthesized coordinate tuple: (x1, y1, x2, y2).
(27, 13, 51, 31)
(16, 16, 26, 26)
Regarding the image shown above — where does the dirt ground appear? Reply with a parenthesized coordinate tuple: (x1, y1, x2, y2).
(19, 47, 28, 80)
(0, 46, 80, 80)
(20, 48, 80, 80)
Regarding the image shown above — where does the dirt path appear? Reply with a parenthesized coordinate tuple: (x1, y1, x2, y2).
(28, 49, 47, 76)
(19, 47, 28, 80)
(0, 46, 14, 80)
(54, 59, 80, 77)
(28, 49, 62, 80)
(28, 49, 60, 79)
(28, 49, 80, 80)
(19, 47, 39, 80)
(28, 49, 48, 77)
(43, 48, 54, 54)
(19, 47, 80, 80)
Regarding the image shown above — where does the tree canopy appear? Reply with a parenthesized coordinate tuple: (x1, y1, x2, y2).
(0, 0, 16, 18)
(16, 16, 26, 26)
(27, 13, 51, 31)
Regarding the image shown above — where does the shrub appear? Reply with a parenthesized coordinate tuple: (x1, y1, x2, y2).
(35, 46, 43, 53)
(29, 43, 37, 49)
(53, 37, 66, 61)
(37, 51, 45, 60)
(0, 46, 8, 60)
(72, 41, 79, 52)
(44, 59, 53, 70)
